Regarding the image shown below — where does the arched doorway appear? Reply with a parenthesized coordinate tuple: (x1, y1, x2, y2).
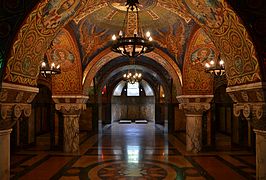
(111, 80, 155, 124)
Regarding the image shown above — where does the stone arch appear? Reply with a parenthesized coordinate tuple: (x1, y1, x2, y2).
(82, 48, 182, 96)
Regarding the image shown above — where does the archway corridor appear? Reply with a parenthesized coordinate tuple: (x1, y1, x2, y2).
(1, 0, 266, 179)
(10, 122, 255, 179)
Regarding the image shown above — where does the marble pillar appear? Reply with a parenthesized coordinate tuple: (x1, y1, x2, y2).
(0, 129, 12, 180)
(53, 96, 88, 153)
(254, 129, 266, 180)
(186, 114, 202, 152)
(177, 95, 213, 153)
(63, 115, 79, 153)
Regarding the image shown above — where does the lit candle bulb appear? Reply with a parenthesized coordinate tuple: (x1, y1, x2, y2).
(119, 30, 123, 37)
(41, 62, 46, 68)
(146, 31, 151, 37)
(112, 34, 117, 41)
(51, 63, 55, 69)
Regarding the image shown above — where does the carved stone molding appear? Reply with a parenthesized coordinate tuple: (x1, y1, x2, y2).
(177, 95, 213, 115)
(0, 83, 38, 103)
(233, 103, 266, 130)
(179, 103, 211, 115)
(227, 82, 266, 103)
(53, 96, 89, 115)
(55, 103, 86, 115)
(0, 103, 32, 130)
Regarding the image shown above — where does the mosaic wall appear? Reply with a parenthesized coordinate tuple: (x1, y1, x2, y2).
(48, 28, 83, 95)
(3, 0, 82, 86)
(182, 0, 262, 86)
(182, 29, 215, 95)
(2, 0, 262, 90)
(0, 0, 39, 73)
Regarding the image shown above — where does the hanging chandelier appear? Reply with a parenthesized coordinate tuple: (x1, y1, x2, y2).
(40, 55, 61, 77)
(123, 57, 142, 84)
(111, 0, 154, 58)
(123, 70, 142, 84)
(204, 55, 225, 76)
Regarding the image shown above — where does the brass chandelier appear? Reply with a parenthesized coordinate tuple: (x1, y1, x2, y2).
(40, 55, 61, 77)
(204, 55, 225, 76)
(111, 0, 154, 58)
(123, 58, 142, 84)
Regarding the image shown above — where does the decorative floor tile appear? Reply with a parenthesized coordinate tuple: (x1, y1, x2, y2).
(11, 123, 255, 179)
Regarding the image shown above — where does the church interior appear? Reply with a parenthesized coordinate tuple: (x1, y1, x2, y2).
(0, 0, 266, 179)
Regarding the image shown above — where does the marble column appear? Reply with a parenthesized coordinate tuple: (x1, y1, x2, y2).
(186, 114, 202, 152)
(53, 96, 88, 153)
(254, 129, 266, 180)
(0, 129, 12, 180)
(55, 103, 85, 153)
(63, 115, 80, 153)
(177, 95, 213, 153)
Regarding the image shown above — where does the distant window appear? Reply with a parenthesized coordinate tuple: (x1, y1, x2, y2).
(127, 82, 139, 96)
(113, 81, 126, 96)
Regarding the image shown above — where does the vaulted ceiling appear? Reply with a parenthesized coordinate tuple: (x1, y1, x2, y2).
(1, 0, 265, 97)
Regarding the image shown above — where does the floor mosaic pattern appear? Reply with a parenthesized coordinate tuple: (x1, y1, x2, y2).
(11, 123, 256, 179)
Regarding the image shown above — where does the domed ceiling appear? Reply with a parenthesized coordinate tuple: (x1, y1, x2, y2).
(69, 0, 196, 69)
(1, 0, 262, 90)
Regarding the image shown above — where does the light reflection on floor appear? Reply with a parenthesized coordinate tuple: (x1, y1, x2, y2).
(10, 122, 256, 179)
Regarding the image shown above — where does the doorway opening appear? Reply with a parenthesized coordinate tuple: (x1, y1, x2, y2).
(111, 80, 155, 124)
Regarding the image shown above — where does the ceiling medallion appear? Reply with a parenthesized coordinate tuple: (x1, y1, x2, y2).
(111, 0, 154, 58)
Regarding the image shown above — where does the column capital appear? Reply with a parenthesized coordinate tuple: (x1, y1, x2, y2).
(53, 95, 89, 115)
(55, 103, 86, 115)
(0, 129, 12, 136)
(176, 95, 213, 115)
(0, 82, 37, 130)
(226, 82, 266, 103)
(1, 82, 38, 103)
(0, 103, 32, 130)
(227, 82, 266, 131)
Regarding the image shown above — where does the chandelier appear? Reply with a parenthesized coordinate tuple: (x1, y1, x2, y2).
(204, 55, 225, 76)
(40, 55, 61, 77)
(123, 58, 142, 84)
(123, 70, 142, 84)
(111, 0, 154, 58)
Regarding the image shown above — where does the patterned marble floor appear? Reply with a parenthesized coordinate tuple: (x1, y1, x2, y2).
(10, 123, 256, 179)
